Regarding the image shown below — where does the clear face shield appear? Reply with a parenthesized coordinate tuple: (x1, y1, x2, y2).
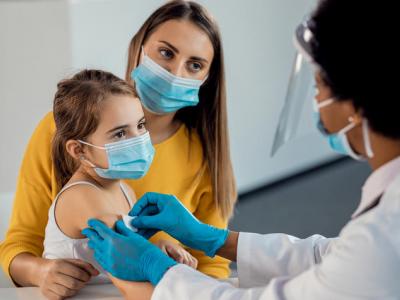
(270, 19, 318, 156)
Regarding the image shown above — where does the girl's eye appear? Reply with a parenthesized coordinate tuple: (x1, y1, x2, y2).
(114, 130, 126, 139)
(160, 48, 174, 59)
(188, 61, 203, 73)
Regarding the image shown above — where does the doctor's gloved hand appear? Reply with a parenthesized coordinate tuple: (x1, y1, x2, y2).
(82, 219, 177, 285)
(129, 192, 229, 257)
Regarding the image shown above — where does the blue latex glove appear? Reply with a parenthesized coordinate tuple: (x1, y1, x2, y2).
(129, 192, 229, 257)
(82, 219, 177, 285)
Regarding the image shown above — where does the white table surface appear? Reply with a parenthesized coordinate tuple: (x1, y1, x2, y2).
(0, 284, 123, 300)
(0, 277, 239, 299)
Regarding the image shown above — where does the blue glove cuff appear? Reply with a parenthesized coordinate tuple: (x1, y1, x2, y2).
(142, 248, 177, 285)
(203, 227, 230, 258)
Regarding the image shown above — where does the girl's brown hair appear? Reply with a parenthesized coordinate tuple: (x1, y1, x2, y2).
(125, 0, 237, 219)
(52, 69, 137, 189)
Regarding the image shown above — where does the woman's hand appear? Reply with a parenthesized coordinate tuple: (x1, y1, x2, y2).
(82, 219, 177, 285)
(129, 192, 229, 257)
(10, 253, 99, 300)
(36, 259, 99, 299)
(37, 257, 99, 300)
(156, 240, 198, 269)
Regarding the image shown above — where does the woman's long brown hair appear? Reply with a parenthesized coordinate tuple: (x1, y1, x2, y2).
(52, 69, 137, 189)
(125, 0, 237, 219)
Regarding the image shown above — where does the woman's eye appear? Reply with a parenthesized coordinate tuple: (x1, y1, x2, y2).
(160, 48, 174, 59)
(188, 61, 203, 73)
(114, 130, 126, 139)
(137, 122, 146, 130)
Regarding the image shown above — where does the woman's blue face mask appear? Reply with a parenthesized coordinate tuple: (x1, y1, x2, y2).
(78, 131, 155, 180)
(131, 48, 206, 115)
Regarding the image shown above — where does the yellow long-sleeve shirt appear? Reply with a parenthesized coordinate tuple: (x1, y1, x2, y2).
(0, 112, 230, 279)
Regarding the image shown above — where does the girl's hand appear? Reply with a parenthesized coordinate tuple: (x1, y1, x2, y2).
(156, 240, 198, 269)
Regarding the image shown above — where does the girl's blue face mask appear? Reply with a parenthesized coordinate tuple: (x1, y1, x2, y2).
(313, 97, 374, 160)
(78, 131, 155, 180)
(131, 48, 205, 115)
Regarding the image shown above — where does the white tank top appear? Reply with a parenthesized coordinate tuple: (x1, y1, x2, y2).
(43, 181, 133, 284)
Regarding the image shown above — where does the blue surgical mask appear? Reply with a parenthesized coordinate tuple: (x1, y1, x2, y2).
(78, 132, 155, 179)
(131, 48, 204, 115)
(313, 97, 374, 160)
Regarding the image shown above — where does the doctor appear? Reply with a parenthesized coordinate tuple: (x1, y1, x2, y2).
(83, 0, 400, 299)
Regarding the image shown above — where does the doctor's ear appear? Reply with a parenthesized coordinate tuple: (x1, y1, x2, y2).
(65, 140, 84, 160)
(339, 99, 363, 121)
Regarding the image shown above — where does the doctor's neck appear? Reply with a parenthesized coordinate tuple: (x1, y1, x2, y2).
(367, 131, 400, 171)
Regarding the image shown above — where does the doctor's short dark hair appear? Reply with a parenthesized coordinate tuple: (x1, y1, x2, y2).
(310, 0, 399, 139)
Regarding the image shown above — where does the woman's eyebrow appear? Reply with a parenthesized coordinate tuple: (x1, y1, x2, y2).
(138, 116, 146, 124)
(159, 40, 179, 53)
(159, 40, 209, 63)
(190, 56, 209, 63)
(107, 124, 129, 134)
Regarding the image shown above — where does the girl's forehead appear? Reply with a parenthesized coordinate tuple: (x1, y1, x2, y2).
(96, 96, 143, 130)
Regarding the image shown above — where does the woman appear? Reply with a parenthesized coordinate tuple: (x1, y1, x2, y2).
(85, 0, 400, 299)
(0, 1, 236, 298)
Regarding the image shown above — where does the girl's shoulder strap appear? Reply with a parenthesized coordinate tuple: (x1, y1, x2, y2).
(55, 181, 101, 202)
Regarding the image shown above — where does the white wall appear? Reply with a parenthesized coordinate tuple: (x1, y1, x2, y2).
(0, 0, 72, 282)
(0, 192, 14, 286)
(0, 0, 336, 196)
(0, 0, 72, 193)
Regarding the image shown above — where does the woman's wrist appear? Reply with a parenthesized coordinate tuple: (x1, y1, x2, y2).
(31, 257, 48, 286)
(9, 253, 44, 287)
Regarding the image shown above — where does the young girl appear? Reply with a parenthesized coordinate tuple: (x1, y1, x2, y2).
(43, 69, 197, 287)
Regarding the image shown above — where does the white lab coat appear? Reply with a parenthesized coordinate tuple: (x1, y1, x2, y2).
(151, 167, 400, 299)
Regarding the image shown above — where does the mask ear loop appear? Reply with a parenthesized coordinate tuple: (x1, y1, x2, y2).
(313, 97, 335, 113)
(316, 97, 335, 109)
(342, 116, 374, 159)
(78, 140, 106, 150)
(339, 115, 375, 160)
(140, 45, 147, 63)
(338, 115, 364, 161)
(77, 140, 104, 169)
(362, 119, 374, 158)
(79, 155, 97, 168)
(338, 118, 357, 135)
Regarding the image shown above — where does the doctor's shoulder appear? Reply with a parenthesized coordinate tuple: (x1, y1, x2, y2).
(332, 172, 400, 253)
(377, 174, 400, 246)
